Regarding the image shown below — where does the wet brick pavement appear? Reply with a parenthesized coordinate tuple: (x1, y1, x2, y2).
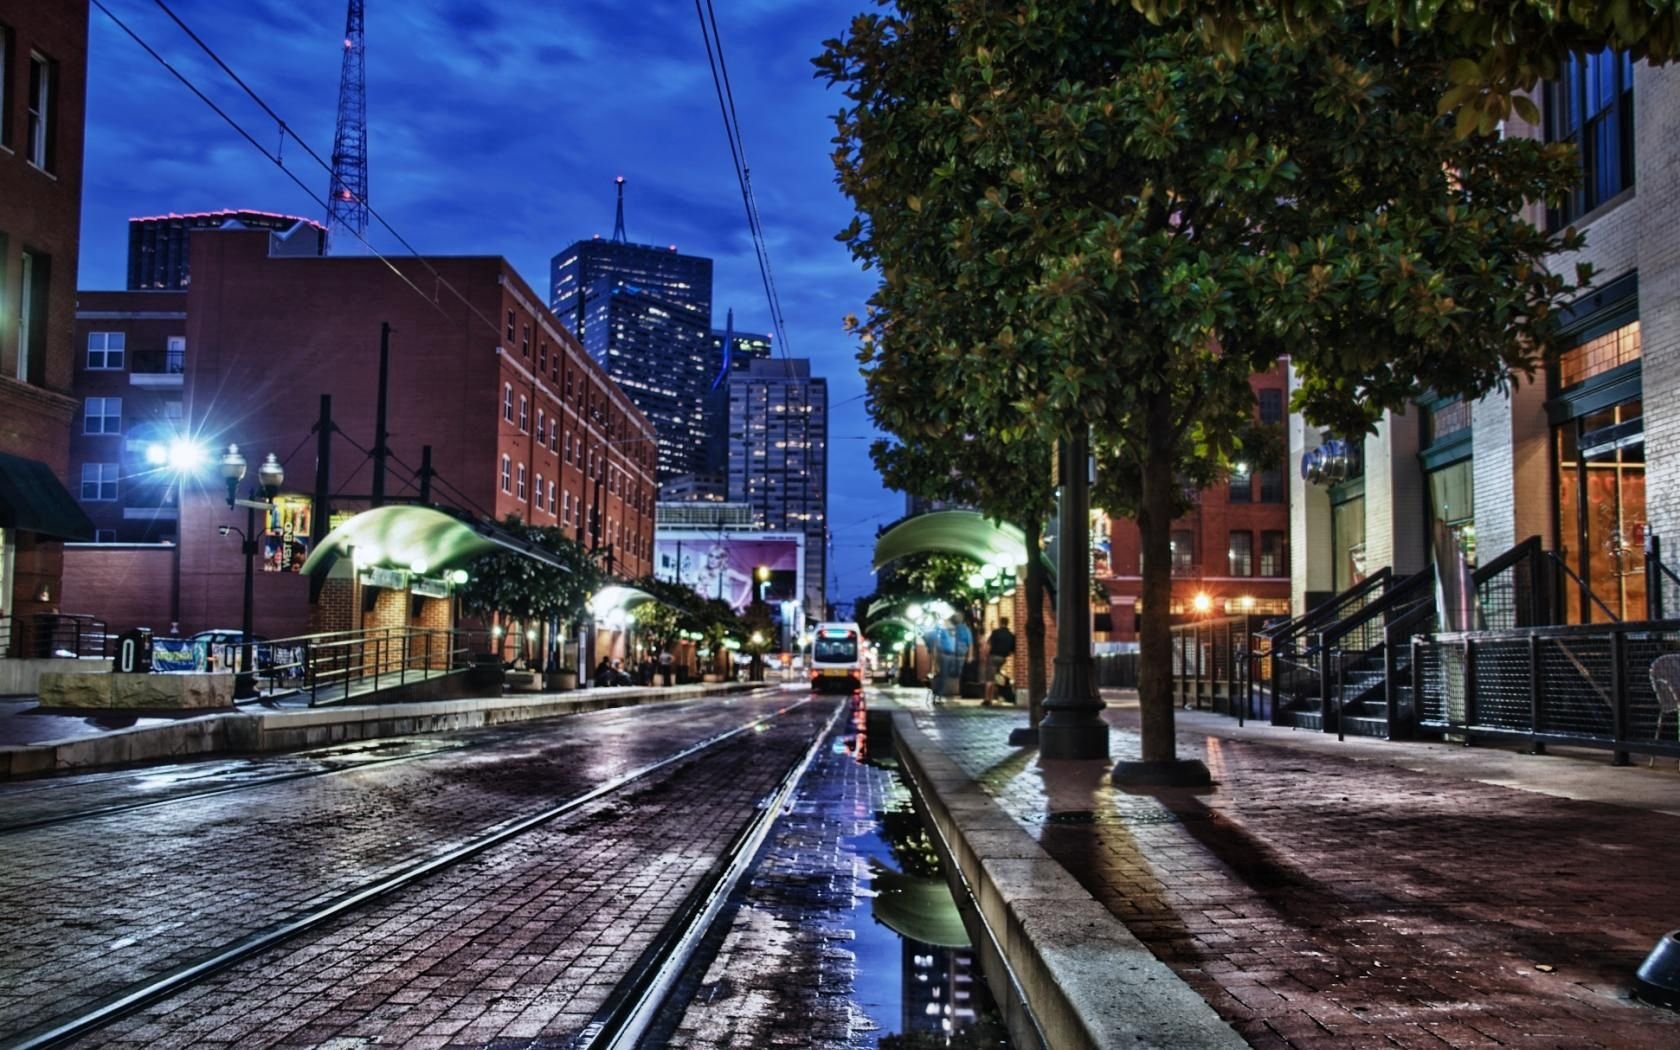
(0, 693, 799, 1041)
(908, 699, 1680, 1049)
(78, 699, 839, 1049)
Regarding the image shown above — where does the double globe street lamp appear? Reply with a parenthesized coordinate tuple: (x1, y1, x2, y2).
(219, 444, 284, 700)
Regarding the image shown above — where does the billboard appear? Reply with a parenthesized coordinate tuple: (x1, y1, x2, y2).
(655, 531, 804, 613)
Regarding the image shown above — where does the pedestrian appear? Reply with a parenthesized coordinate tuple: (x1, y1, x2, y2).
(658, 648, 674, 686)
(593, 656, 614, 688)
(936, 614, 970, 701)
(984, 617, 1015, 706)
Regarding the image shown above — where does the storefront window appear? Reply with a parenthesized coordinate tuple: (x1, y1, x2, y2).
(1331, 496, 1366, 593)
(1556, 399, 1645, 622)
(1427, 459, 1476, 568)
(262, 495, 314, 573)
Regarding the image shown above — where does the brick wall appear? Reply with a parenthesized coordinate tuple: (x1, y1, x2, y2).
(60, 543, 175, 634)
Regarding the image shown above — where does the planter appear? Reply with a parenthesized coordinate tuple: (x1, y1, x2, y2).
(547, 669, 579, 691)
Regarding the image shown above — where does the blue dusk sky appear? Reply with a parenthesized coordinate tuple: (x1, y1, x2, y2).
(77, 0, 899, 605)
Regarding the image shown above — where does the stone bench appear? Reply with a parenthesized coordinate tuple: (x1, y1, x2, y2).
(504, 670, 541, 693)
(38, 671, 236, 710)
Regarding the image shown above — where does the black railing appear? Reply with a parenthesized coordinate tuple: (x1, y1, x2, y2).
(1259, 568, 1396, 721)
(259, 627, 482, 705)
(1, 613, 112, 659)
(1317, 571, 1433, 737)
(1169, 614, 1272, 724)
(131, 347, 185, 374)
(1416, 619, 1680, 763)
(1645, 534, 1680, 620)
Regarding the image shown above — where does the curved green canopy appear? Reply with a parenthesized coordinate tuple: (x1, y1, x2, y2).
(873, 509, 1050, 579)
(870, 867, 971, 949)
(589, 584, 659, 620)
(301, 505, 565, 578)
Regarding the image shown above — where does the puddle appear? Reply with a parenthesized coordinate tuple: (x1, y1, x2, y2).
(841, 700, 1012, 1048)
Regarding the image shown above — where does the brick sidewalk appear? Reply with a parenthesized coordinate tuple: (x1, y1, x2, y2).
(907, 701, 1680, 1049)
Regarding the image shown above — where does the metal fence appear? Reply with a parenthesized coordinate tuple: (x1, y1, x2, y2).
(0, 613, 112, 660)
(1417, 620, 1680, 762)
(1094, 649, 1139, 689)
(1169, 615, 1271, 722)
(253, 626, 480, 705)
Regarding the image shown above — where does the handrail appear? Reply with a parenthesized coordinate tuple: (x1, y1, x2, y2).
(1472, 535, 1542, 585)
(1320, 571, 1432, 649)
(1544, 550, 1621, 623)
(1259, 567, 1394, 643)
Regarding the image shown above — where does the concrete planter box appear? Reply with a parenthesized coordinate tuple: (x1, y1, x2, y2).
(39, 671, 235, 710)
(546, 670, 579, 691)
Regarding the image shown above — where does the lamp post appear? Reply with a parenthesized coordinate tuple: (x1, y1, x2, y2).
(220, 444, 283, 700)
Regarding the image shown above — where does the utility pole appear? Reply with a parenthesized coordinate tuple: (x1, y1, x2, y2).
(309, 395, 334, 603)
(372, 321, 390, 507)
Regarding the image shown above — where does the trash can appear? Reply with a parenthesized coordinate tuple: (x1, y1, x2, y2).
(114, 628, 154, 673)
(467, 651, 505, 692)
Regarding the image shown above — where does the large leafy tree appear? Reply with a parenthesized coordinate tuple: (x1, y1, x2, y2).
(872, 438, 1055, 724)
(819, 1, 1585, 764)
(459, 517, 601, 651)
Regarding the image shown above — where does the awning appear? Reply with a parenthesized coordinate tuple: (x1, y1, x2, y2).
(869, 865, 971, 949)
(0, 452, 95, 541)
(872, 509, 1051, 580)
(299, 505, 567, 577)
(589, 584, 660, 621)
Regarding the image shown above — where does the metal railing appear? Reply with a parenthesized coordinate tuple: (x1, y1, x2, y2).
(131, 347, 185, 374)
(1258, 568, 1396, 721)
(1, 613, 112, 660)
(250, 626, 482, 705)
(1416, 619, 1680, 763)
(1169, 614, 1272, 724)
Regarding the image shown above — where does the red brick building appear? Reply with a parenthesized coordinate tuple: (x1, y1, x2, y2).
(1102, 364, 1292, 638)
(64, 228, 657, 638)
(0, 0, 92, 648)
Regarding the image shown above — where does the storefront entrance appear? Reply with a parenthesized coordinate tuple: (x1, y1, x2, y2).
(1557, 399, 1645, 622)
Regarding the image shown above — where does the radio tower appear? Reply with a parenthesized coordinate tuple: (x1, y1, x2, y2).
(325, 0, 368, 251)
(611, 175, 627, 243)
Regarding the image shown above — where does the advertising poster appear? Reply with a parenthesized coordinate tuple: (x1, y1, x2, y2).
(262, 495, 313, 573)
(654, 534, 803, 612)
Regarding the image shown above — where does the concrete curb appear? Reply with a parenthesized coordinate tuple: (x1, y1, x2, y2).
(0, 682, 766, 780)
(892, 712, 1246, 1050)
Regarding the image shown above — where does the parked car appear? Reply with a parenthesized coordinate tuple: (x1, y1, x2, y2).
(190, 629, 275, 672)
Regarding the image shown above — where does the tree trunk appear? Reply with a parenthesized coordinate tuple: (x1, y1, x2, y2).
(1023, 516, 1049, 728)
(1137, 395, 1180, 764)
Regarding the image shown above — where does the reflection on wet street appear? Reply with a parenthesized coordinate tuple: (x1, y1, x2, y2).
(665, 693, 1011, 1048)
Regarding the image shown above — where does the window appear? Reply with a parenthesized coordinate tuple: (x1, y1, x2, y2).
(166, 335, 186, 373)
(1558, 320, 1640, 388)
(94, 529, 116, 544)
(27, 52, 54, 172)
(536, 409, 545, 442)
(565, 432, 574, 463)
(1170, 530, 1195, 576)
(1228, 464, 1252, 504)
(518, 396, 529, 432)
(534, 473, 544, 510)
(506, 309, 515, 342)
(84, 397, 122, 435)
(1258, 466, 1284, 503)
(1545, 49, 1634, 226)
(0, 24, 12, 148)
(516, 463, 527, 501)
(1261, 531, 1287, 577)
(81, 463, 118, 501)
(547, 480, 556, 516)
(548, 416, 557, 450)
(162, 399, 184, 419)
(1428, 400, 1472, 441)
(1228, 531, 1254, 577)
(86, 332, 125, 370)
(538, 341, 547, 371)
(521, 323, 530, 357)
(562, 488, 572, 526)
(1258, 388, 1283, 424)
(500, 454, 511, 493)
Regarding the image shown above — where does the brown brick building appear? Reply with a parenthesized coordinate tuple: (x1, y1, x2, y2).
(63, 228, 657, 638)
(1102, 364, 1292, 639)
(0, 0, 92, 649)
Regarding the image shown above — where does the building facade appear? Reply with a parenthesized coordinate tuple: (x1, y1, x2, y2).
(0, 0, 92, 646)
(1104, 366, 1293, 639)
(126, 210, 326, 290)
(704, 312, 771, 475)
(60, 228, 657, 637)
(728, 358, 828, 620)
(69, 290, 188, 543)
(1289, 54, 1677, 627)
(549, 235, 713, 480)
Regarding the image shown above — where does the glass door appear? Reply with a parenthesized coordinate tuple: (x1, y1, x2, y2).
(1557, 400, 1645, 622)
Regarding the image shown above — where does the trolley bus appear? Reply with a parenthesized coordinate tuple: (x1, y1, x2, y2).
(809, 622, 865, 693)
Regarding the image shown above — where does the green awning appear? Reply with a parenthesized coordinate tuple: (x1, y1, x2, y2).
(589, 584, 660, 619)
(873, 509, 1050, 579)
(870, 866, 971, 949)
(0, 452, 95, 541)
(300, 505, 565, 577)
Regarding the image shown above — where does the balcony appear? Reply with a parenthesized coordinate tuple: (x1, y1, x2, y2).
(130, 348, 185, 388)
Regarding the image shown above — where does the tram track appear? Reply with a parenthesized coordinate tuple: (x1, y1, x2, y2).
(2, 694, 827, 1050)
(0, 694, 749, 835)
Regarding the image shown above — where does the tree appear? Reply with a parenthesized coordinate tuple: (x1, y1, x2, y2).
(871, 439, 1055, 726)
(819, 2, 1585, 768)
(459, 517, 601, 660)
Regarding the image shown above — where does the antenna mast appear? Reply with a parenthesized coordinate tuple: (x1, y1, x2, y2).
(611, 176, 627, 244)
(326, 0, 368, 250)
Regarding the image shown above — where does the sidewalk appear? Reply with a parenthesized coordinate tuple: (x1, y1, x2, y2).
(890, 688, 1680, 1050)
(0, 681, 763, 778)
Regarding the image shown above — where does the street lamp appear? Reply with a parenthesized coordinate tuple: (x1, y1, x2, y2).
(220, 443, 283, 699)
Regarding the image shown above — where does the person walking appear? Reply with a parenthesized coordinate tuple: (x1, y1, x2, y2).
(936, 614, 971, 701)
(984, 617, 1015, 706)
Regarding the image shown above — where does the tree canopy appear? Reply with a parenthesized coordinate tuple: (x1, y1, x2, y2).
(458, 517, 600, 627)
(819, 0, 1589, 761)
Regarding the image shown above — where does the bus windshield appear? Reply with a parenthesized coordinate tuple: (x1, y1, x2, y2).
(814, 636, 858, 662)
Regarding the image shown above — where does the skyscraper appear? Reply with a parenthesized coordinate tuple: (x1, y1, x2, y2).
(705, 310, 772, 476)
(550, 184, 713, 481)
(728, 359, 828, 620)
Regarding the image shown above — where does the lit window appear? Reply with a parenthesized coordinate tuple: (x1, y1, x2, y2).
(516, 463, 527, 501)
(80, 462, 118, 501)
(86, 332, 125, 370)
(519, 396, 529, 432)
(536, 408, 545, 440)
(500, 454, 511, 493)
(534, 473, 544, 510)
(503, 383, 513, 422)
(1545, 49, 1635, 226)
(547, 480, 556, 515)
